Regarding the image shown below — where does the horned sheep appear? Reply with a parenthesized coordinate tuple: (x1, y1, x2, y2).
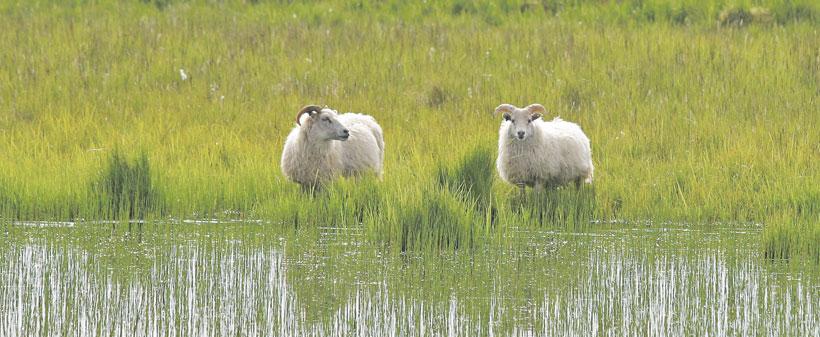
(494, 103, 593, 192)
(280, 105, 384, 188)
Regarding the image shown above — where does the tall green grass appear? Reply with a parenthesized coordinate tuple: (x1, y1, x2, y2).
(762, 212, 820, 263)
(93, 151, 155, 219)
(0, 1, 817, 258)
(437, 146, 495, 210)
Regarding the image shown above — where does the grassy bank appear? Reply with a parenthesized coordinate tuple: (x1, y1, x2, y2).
(0, 1, 817, 259)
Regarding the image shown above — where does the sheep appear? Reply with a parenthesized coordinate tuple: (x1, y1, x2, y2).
(493, 103, 593, 194)
(280, 105, 384, 188)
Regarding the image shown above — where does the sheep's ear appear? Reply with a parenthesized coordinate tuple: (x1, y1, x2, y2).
(529, 113, 541, 121)
(494, 104, 516, 117)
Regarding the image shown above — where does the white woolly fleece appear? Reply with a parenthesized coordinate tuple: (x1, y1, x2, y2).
(496, 114, 593, 189)
(281, 109, 384, 187)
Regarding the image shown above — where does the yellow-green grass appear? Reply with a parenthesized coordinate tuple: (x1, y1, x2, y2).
(0, 1, 817, 258)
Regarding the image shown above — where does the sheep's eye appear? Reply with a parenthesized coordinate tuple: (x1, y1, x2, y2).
(322, 117, 330, 122)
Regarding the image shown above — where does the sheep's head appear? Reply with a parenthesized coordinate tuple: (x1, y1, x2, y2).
(296, 105, 350, 141)
(494, 103, 545, 141)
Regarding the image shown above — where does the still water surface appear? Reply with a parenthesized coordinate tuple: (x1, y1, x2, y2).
(1, 222, 817, 336)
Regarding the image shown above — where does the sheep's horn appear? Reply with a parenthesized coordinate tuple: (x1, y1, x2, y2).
(296, 105, 322, 126)
(525, 104, 546, 115)
(494, 104, 517, 116)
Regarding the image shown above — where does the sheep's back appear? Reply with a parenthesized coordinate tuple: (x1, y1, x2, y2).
(540, 119, 593, 182)
(338, 113, 385, 176)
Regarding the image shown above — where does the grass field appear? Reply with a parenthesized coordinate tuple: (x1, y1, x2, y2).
(0, 0, 817, 260)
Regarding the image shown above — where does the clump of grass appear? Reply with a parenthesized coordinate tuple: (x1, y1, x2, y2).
(518, 2, 538, 14)
(762, 213, 820, 263)
(505, 187, 595, 229)
(140, 0, 172, 11)
(539, 1, 564, 15)
(437, 147, 495, 210)
(719, 6, 774, 27)
(670, 7, 691, 26)
(396, 188, 477, 252)
(329, 177, 384, 225)
(450, 0, 477, 16)
(773, 3, 818, 24)
(364, 182, 482, 253)
(762, 222, 794, 260)
(749, 7, 774, 23)
(719, 7, 753, 27)
(93, 151, 155, 220)
(562, 84, 584, 112)
(426, 85, 450, 109)
(258, 176, 384, 230)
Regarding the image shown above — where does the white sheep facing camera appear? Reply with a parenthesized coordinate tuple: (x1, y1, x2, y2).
(494, 103, 593, 193)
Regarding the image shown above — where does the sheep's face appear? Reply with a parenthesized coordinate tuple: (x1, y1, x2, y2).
(502, 109, 541, 141)
(307, 109, 350, 141)
(495, 104, 546, 141)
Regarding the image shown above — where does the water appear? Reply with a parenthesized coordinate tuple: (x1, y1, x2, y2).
(1, 222, 817, 336)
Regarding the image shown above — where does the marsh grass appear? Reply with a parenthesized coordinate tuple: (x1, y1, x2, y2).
(762, 213, 820, 262)
(93, 151, 155, 220)
(507, 187, 596, 229)
(393, 187, 478, 252)
(0, 0, 817, 259)
(437, 147, 495, 211)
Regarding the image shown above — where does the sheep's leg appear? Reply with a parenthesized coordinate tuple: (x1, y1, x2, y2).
(518, 184, 526, 199)
(534, 182, 545, 193)
(574, 178, 583, 190)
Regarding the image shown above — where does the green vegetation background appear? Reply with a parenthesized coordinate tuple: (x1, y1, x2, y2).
(0, 0, 817, 259)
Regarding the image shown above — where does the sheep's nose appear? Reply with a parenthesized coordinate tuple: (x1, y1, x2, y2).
(517, 131, 525, 138)
(342, 129, 350, 135)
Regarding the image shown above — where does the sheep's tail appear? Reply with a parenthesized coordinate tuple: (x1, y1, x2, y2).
(373, 126, 384, 155)
(370, 122, 385, 178)
(355, 114, 384, 155)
